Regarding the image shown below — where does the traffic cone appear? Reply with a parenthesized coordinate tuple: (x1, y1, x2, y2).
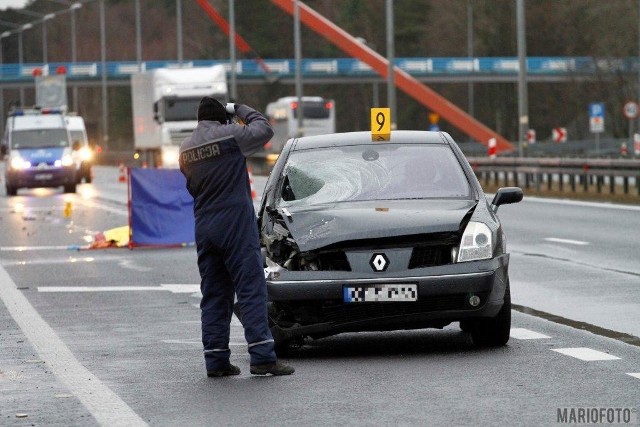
(118, 162, 126, 183)
(248, 167, 257, 200)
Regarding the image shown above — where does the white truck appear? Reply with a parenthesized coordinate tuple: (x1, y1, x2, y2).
(130, 65, 228, 168)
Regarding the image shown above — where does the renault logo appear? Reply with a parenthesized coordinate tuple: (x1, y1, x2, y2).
(369, 253, 390, 272)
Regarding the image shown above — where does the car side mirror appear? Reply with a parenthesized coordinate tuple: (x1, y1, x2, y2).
(0, 144, 6, 156)
(491, 187, 523, 212)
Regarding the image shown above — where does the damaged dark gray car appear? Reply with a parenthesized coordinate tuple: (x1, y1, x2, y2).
(257, 131, 522, 353)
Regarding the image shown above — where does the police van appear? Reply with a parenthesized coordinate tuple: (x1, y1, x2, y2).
(1, 107, 77, 196)
(66, 115, 93, 183)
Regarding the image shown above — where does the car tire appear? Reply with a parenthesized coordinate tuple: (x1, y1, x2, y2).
(274, 339, 292, 357)
(63, 183, 77, 194)
(459, 320, 473, 332)
(6, 184, 17, 196)
(471, 280, 511, 347)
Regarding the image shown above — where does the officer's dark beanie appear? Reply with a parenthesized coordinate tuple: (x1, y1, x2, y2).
(197, 96, 227, 123)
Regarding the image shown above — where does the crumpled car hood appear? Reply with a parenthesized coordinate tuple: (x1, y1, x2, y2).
(283, 199, 477, 252)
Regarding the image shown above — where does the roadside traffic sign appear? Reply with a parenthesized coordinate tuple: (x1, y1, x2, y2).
(620, 142, 628, 156)
(488, 138, 497, 158)
(623, 101, 638, 120)
(589, 103, 604, 133)
(552, 127, 567, 143)
(526, 129, 536, 144)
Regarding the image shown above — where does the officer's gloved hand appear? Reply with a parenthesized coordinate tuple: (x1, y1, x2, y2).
(225, 103, 237, 115)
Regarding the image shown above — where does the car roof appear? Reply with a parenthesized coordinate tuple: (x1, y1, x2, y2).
(290, 130, 450, 151)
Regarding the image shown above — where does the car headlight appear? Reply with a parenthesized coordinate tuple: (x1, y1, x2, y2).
(59, 153, 74, 167)
(10, 156, 30, 170)
(456, 221, 493, 262)
(79, 146, 93, 162)
(161, 147, 179, 167)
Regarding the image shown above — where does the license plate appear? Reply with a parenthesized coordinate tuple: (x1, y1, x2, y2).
(343, 284, 418, 303)
(34, 173, 53, 181)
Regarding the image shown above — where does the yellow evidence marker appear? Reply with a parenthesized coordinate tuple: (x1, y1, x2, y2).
(63, 202, 73, 218)
(371, 108, 391, 141)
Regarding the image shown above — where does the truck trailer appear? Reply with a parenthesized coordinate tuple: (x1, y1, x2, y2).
(131, 65, 228, 168)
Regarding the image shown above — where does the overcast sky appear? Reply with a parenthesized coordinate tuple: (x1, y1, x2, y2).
(0, 0, 29, 10)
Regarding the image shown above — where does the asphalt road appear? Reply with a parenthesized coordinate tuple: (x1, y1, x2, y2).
(0, 166, 638, 426)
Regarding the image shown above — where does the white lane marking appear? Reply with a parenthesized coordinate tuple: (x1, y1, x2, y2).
(510, 328, 551, 340)
(523, 196, 640, 212)
(118, 259, 152, 272)
(38, 284, 200, 293)
(160, 284, 201, 294)
(552, 347, 621, 361)
(544, 237, 590, 246)
(0, 265, 146, 426)
(75, 199, 128, 216)
(627, 373, 640, 380)
(0, 245, 77, 251)
(162, 340, 247, 347)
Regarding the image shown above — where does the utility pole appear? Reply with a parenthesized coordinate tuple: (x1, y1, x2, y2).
(294, 0, 304, 137)
(176, 0, 183, 65)
(100, 0, 108, 148)
(516, 0, 528, 157)
(229, 0, 237, 101)
(386, 0, 396, 129)
(467, 0, 474, 141)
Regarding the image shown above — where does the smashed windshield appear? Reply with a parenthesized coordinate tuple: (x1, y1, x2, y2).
(11, 129, 70, 149)
(278, 144, 471, 207)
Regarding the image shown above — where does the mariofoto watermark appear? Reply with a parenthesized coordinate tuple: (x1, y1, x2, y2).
(557, 407, 637, 424)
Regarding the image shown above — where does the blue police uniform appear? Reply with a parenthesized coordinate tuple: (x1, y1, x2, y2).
(179, 103, 277, 373)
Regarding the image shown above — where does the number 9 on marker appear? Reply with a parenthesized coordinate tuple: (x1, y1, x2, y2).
(370, 108, 391, 140)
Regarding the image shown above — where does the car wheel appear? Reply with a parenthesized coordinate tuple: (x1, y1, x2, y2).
(459, 320, 473, 332)
(471, 280, 511, 347)
(63, 183, 77, 194)
(6, 184, 17, 196)
(274, 338, 292, 357)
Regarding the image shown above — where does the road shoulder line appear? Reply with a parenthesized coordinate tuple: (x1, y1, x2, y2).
(513, 304, 640, 348)
(0, 265, 147, 426)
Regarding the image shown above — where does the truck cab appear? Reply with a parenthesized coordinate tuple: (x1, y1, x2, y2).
(2, 108, 77, 196)
(131, 65, 228, 168)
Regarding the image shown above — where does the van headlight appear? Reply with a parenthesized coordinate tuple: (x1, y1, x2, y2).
(456, 221, 493, 262)
(58, 153, 74, 167)
(10, 156, 30, 170)
(161, 147, 179, 168)
(78, 146, 93, 161)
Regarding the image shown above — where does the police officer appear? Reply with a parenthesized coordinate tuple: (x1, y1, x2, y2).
(179, 97, 294, 377)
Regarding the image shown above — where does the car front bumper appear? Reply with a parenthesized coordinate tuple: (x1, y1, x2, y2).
(267, 254, 510, 340)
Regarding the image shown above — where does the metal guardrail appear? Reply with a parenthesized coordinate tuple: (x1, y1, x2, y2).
(1, 56, 639, 83)
(467, 157, 640, 196)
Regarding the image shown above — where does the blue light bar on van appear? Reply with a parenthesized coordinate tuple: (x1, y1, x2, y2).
(8, 107, 64, 117)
